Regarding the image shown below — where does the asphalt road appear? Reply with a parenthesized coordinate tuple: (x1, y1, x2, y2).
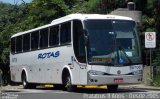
(1, 86, 160, 99)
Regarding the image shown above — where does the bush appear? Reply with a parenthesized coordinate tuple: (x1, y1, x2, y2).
(153, 75, 160, 87)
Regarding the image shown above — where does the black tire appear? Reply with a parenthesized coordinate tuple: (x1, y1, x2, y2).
(22, 73, 36, 89)
(107, 84, 118, 92)
(64, 74, 77, 92)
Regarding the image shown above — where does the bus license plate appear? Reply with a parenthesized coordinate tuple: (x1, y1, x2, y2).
(114, 78, 123, 83)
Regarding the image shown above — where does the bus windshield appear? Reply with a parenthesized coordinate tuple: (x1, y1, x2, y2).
(84, 20, 142, 65)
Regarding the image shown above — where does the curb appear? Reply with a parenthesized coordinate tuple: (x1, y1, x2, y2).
(119, 84, 160, 91)
(134, 87, 160, 91)
(133, 85, 160, 91)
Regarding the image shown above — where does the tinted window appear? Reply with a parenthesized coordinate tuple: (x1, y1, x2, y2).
(49, 25, 59, 46)
(31, 31, 39, 50)
(23, 33, 30, 51)
(16, 36, 22, 52)
(60, 22, 71, 44)
(40, 28, 48, 48)
(11, 38, 16, 53)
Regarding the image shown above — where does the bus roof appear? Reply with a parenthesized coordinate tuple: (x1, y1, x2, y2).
(11, 14, 133, 38)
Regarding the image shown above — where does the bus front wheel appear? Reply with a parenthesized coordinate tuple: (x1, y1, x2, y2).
(63, 73, 76, 92)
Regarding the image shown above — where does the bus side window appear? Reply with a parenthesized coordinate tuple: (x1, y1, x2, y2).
(16, 36, 22, 53)
(31, 31, 39, 50)
(40, 28, 48, 48)
(49, 25, 59, 46)
(60, 22, 71, 45)
(23, 33, 30, 52)
(73, 20, 86, 63)
(11, 38, 16, 53)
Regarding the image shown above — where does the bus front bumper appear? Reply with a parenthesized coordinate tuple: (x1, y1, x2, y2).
(87, 74, 142, 85)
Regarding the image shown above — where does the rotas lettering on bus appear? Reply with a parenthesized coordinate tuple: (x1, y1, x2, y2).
(38, 51, 60, 59)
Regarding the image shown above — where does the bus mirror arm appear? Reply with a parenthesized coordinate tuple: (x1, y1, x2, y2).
(84, 36, 88, 46)
(83, 29, 88, 45)
(83, 29, 88, 36)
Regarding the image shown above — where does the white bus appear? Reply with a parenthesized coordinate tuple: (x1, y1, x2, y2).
(10, 14, 143, 92)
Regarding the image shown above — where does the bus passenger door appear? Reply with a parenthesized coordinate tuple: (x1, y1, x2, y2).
(79, 62, 87, 85)
(73, 20, 88, 85)
(71, 57, 87, 85)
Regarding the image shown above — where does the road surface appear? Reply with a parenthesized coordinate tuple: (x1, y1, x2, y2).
(0, 85, 160, 99)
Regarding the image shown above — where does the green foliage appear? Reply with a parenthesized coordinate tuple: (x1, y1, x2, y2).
(153, 75, 160, 87)
(141, 0, 160, 66)
(30, 0, 69, 24)
(84, 0, 126, 14)
(68, 0, 88, 13)
(1, 48, 9, 64)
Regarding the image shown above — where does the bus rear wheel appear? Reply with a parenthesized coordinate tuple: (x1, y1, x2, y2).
(22, 73, 36, 89)
(107, 84, 118, 92)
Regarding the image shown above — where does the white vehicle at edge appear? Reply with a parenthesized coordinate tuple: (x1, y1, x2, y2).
(10, 14, 143, 92)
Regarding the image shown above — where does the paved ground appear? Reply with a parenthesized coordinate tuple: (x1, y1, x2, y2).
(0, 84, 160, 99)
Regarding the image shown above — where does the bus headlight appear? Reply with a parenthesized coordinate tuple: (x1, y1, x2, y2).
(88, 70, 105, 75)
(133, 70, 143, 75)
